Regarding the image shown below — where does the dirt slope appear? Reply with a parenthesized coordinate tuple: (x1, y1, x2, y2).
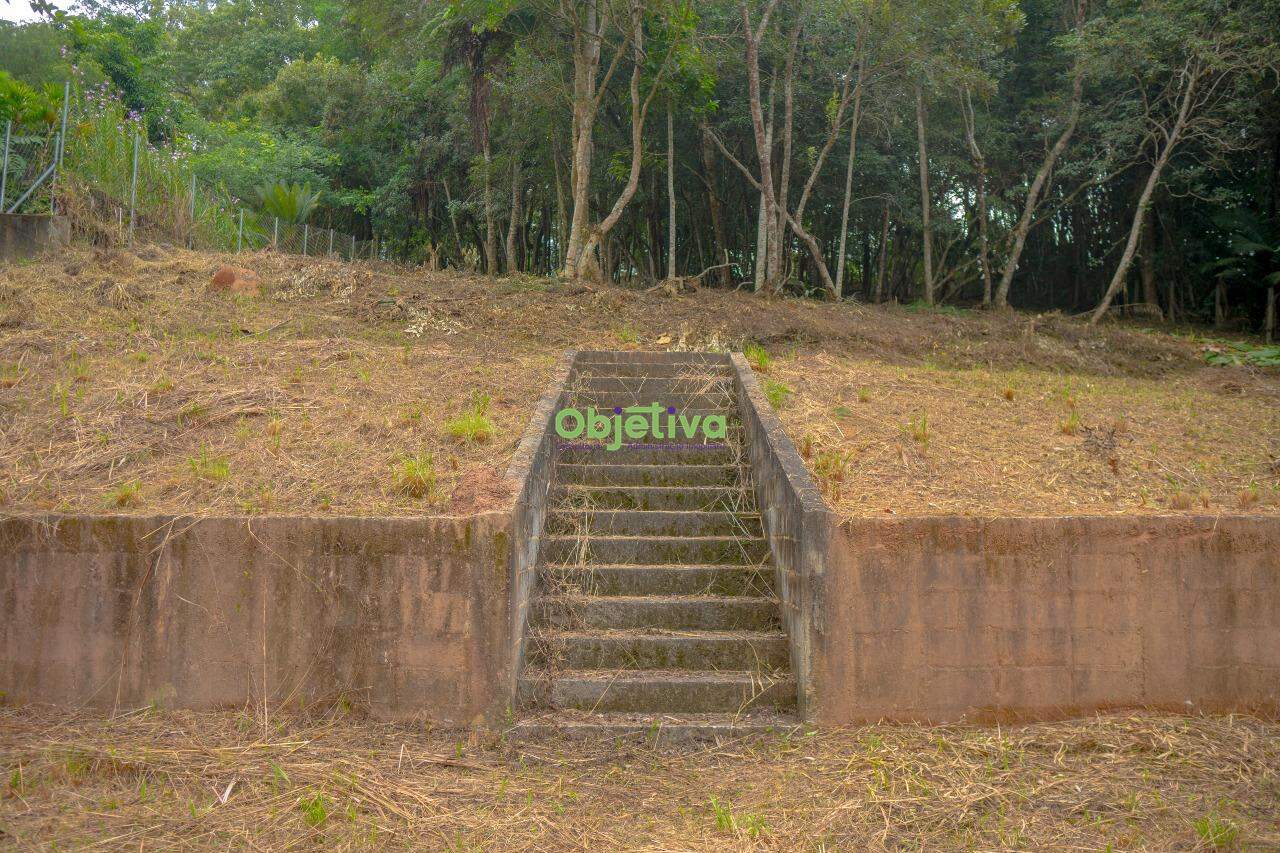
(1, 244, 1277, 517)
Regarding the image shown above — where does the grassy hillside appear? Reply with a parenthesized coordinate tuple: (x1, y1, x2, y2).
(1, 244, 1277, 517)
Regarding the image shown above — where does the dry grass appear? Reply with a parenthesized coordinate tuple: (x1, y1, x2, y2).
(1, 243, 1278, 517)
(775, 351, 1280, 517)
(1, 707, 1277, 849)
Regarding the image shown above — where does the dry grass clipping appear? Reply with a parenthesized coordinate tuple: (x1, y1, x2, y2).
(2, 243, 1278, 518)
(1, 707, 1277, 849)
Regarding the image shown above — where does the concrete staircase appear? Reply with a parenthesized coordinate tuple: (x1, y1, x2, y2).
(516, 353, 796, 738)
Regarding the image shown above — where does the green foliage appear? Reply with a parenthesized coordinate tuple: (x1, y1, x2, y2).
(394, 454, 438, 498)
(102, 480, 142, 508)
(256, 182, 319, 225)
(0, 71, 62, 125)
(187, 446, 230, 482)
(762, 379, 792, 410)
(1192, 814, 1239, 848)
(744, 343, 771, 372)
(445, 393, 495, 443)
(297, 793, 330, 827)
(1201, 341, 1280, 367)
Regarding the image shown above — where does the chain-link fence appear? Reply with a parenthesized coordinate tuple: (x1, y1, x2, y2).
(8, 81, 404, 265)
(2, 83, 70, 215)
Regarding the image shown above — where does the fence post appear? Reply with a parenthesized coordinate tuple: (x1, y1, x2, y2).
(51, 81, 69, 214)
(237, 209, 244, 252)
(303, 223, 309, 255)
(0, 120, 10, 212)
(328, 228, 334, 256)
(350, 233, 355, 260)
(128, 131, 139, 244)
(273, 217, 279, 249)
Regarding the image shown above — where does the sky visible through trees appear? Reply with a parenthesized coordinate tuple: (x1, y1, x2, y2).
(1, 0, 1278, 331)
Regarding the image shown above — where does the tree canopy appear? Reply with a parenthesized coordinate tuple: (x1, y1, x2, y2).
(2, 0, 1278, 331)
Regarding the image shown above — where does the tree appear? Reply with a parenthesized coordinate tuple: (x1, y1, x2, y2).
(1089, 0, 1280, 323)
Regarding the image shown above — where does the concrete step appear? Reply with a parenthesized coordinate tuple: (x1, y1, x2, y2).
(509, 710, 802, 742)
(539, 564, 775, 596)
(551, 484, 756, 512)
(545, 509, 762, 537)
(527, 629, 791, 671)
(542, 534, 769, 566)
(531, 594, 780, 631)
(572, 362, 733, 379)
(563, 391, 738, 411)
(556, 445, 741, 466)
(570, 375, 737, 396)
(574, 350, 730, 367)
(555, 463, 742, 488)
(519, 669, 797, 714)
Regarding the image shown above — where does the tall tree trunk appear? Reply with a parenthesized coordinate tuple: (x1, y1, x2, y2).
(753, 74, 777, 292)
(505, 157, 522, 274)
(482, 135, 498, 274)
(874, 199, 890, 302)
(833, 27, 867, 297)
(742, 0, 784, 293)
(579, 0, 672, 275)
(915, 86, 934, 305)
(1090, 66, 1196, 325)
(699, 123, 730, 286)
(1266, 286, 1276, 343)
(563, 0, 614, 279)
(552, 141, 568, 270)
(994, 0, 1087, 308)
(667, 107, 677, 279)
(771, 22, 800, 290)
(962, 88, 993, 307)
(1138, 207, 1161, 317)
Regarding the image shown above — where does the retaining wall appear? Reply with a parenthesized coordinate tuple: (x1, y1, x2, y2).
(0, 514, 512, 724)
(815, 516, 1280, 723)
(0, 213, 70, 262)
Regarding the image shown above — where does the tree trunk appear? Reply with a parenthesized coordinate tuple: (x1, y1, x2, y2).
(667, 107, 677, 279)
(915, 86, 934, 305)
(482, 135, 498, 274)
(505, 157, 522, 274)
(753, 73, 776, 292)
(874, 199, 890, 302)
(1266, 286, 1276, 343)
(1139, 207, 1161, 318)
(1089, 67, 1196, 325)
(562, 0, 608, 279)
(962, 88, 993, 307)
(994, 0, 1087, 308)
(579, 0, 670, 276)
(834, 30, 867, 297)
(699, 123, 730, 286)
(743, 0, 784, 293)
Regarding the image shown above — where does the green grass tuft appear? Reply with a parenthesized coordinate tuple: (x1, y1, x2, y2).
(394, 454, 437, 499)
(744, 343, 772, 373)
(445, 393, 495, 443)
(762, 378, 792, 409)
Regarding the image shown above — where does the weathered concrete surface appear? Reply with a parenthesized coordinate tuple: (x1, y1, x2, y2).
(731, 351, 831, 719)
(816, 516, 1280, 723)
(0, 213, 70, 262)
(0, 514, 512, 725)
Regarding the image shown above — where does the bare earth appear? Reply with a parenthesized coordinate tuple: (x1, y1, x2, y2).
(1, 244, 1277, 517)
